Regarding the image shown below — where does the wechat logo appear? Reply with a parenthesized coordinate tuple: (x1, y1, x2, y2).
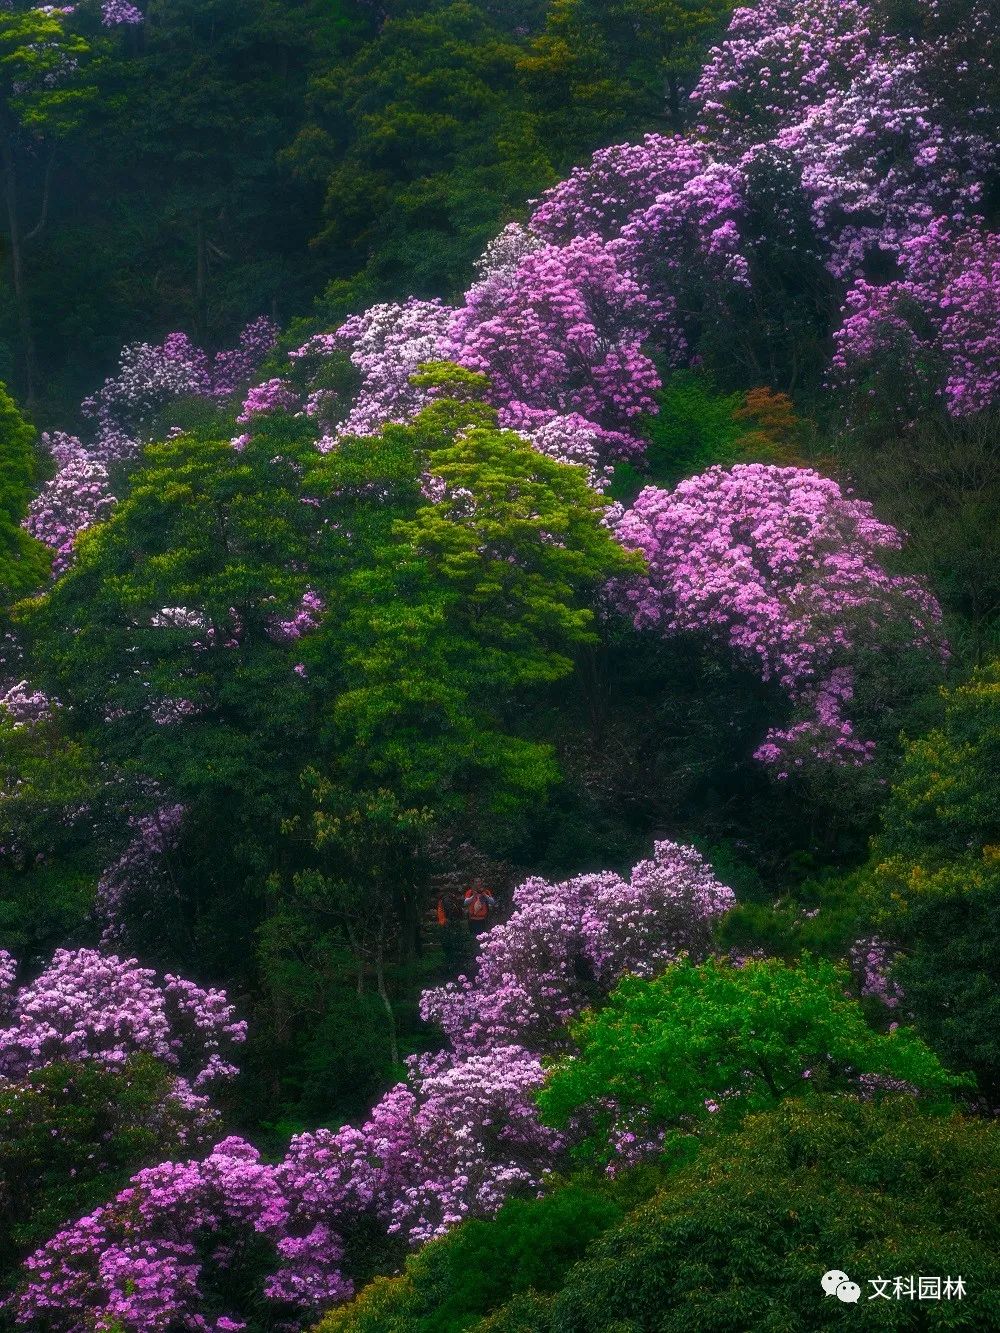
(821, 1270, 861, 1304)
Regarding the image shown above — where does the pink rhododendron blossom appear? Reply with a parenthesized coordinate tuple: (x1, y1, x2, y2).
(101, 0, 144, 24)
(450, 234, 659, 430)
(14, 1136, 353, 1331)
(422, 840, 733, 1057)
(0, 947, 245, 1087)
(236, 377, 297, 424)
(850, 935, 905, 1010)
(833, 219, 1000, 417)
(611, 465, 944, 768)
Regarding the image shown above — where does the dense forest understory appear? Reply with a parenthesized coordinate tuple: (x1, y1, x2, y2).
(0, 0, 998, 1329)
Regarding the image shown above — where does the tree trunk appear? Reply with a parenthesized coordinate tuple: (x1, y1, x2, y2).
(374, 933, 399, 1066)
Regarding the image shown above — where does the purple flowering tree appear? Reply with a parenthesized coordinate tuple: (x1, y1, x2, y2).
(610, 464, 945, 773)
(0, 947, 246, 1160)
(16, 840, 736, 1325)
(26, 320, 278, 578)
(449, 233, 660, 438)
(833, 219, 1000, 419)
(0, 947, 245, 1090)
(16, 1135, 353, 1331)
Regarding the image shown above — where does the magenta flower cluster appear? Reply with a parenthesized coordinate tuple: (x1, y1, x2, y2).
(15, 842, 734, 1326)
(25, 433, 116, 576)
(610, 465, 944, 772)
(236, 376, 297, 424)
(422, 840, 734, 1057)
(850, 935, 905, 1010)
(101, 0, 143, 24)
(265, 589, 326, 644)
(833, 219, 1000, 418)
(26, 319, 277, 578)
(16, 1135, 354, 1331)
(0, 946, 245, 1088)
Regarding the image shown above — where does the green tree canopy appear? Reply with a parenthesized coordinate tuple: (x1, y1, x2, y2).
(0, 380, 49, 600)
(316, 1097, 1000, 1333)
(867, 662, 1000, 1099)
(539, 956, 964, 1161)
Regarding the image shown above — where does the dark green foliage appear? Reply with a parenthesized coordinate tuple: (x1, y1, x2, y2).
(866, 662, 1000, 1099)
(290, 2, 556, 315)
(540, 1098, 1000, 1333)
(520, 0, 734, 150)
(3, 0, 364, 416)
(0, 1055, 193, 1281)
(0, 382, 50, 601)
(318, 1098, 1000, 1332)
(833, 411, 1000, 658)
(315, 1177, 648, 1333)
(0, 714, 104, 956)
(613, 372, 804, 501)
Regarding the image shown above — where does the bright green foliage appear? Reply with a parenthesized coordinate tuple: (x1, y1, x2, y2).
(0, 6, 92, 134)
(867, 662, 1000, 1097)
(612, 374, 804, 500)
(20, 415, 323, 972)
(0, 1054, 191, 1283)
(289, 1, 555, 313)
(539, 957, 964, 1158)
(0, 380, 50, 600)
(310, 396, 640, 824)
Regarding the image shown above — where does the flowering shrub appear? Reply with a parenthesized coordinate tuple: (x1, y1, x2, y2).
(15, 1135, 353, 1331)
(693, 0, 993, 280)
(16, 840, 735, 1322)
(236, 377, 297, 424)
(773, 52, 990, 280)
(101, 0, 144, 24)
(833, 219, 1000, 419)
(0, 947, 245, 1090)
(611, 159, 750, 362)
(26, 320, 278, 577)
(691, 0, 882, 146)
(850, 936, 904, 1010)
(530, 135, 709, 243)
(611, 464, 944, 771)
(291, 299, 456, 445)
(327, 1048, 564, 1248)
(450, 234, 659, 435)
(421, 841, 733, 1057)
(25, 435, 115, 576)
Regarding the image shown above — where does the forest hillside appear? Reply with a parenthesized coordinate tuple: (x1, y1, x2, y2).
(0, 1, 997, 1329)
